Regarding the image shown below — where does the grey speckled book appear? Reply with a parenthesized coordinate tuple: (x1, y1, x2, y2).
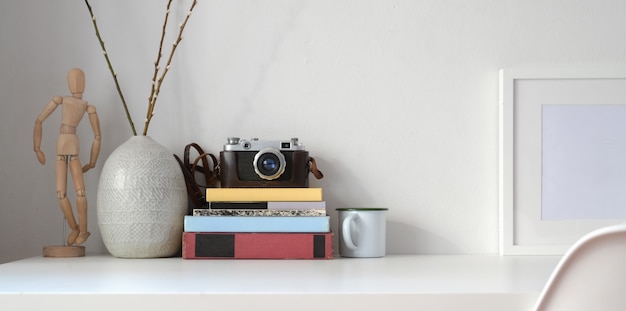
(193, 201, 327, 216)
(192, 209, 326, 217)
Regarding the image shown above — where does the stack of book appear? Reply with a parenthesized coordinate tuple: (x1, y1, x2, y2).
(182, 188, 333, 259)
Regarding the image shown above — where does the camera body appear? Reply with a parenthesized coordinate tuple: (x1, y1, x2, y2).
(219, 137, 312, 188)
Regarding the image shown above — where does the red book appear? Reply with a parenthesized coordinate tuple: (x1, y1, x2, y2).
(182, 232, 333, 259)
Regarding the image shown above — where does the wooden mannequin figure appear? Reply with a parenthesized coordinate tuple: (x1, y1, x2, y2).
(34, 68, 101, 257)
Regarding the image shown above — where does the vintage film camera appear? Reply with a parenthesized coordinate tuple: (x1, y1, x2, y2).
(219, 137, 322, 187)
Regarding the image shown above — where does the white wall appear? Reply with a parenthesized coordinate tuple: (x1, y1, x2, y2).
(1, 0, 625, 263)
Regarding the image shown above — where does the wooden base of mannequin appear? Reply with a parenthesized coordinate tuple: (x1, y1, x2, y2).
(43, 245, 85, 258)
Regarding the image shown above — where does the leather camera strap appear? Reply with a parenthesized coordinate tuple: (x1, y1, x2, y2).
(175, 143, 218, 211)
(309, 157, 324, 179)
(173, 154, 202, 211)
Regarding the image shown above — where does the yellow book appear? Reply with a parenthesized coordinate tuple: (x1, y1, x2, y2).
(206, 188, 323, 202)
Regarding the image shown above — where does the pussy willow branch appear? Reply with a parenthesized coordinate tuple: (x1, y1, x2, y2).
(146, 0, 173, 132)
(143, 0, 198, 135)
(84, 0, 137, 136)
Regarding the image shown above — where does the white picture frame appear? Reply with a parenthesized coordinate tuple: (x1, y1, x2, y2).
(499, 66, 626, 255)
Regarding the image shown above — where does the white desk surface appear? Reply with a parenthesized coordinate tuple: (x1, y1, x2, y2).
(0, 254, 560, 311)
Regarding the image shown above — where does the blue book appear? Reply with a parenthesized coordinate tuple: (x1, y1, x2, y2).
(184, 215, 330, 233)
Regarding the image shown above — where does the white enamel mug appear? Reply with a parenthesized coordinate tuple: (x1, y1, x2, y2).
(336, 208, 388, 258)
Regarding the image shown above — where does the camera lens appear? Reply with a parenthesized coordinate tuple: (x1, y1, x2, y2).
(257, 154, 280, 176)
(253, 148, 286, 180)
(261, 157, 277, 172)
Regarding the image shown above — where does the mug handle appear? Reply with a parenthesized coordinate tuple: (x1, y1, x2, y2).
(342, 213, 359, 250)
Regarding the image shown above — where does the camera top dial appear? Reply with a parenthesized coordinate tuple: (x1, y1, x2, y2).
(223, 137, 305, 151)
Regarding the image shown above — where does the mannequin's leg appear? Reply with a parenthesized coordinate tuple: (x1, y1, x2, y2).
(56, 156, 79, 245)
(69, 156, 90, 245)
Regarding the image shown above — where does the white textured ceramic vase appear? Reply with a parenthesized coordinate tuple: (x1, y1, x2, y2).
(97, 136, 187, 258)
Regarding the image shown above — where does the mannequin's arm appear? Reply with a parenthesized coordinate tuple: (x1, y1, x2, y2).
(82, 104, 101, 173)
(34, 96, 62, 165)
